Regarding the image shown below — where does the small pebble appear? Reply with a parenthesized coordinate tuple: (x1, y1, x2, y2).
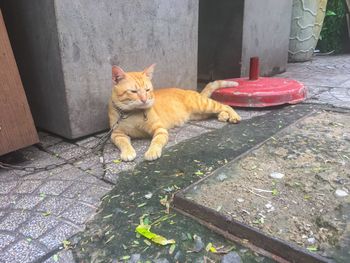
(144, 192, 153, 199)
(265, 203, 273, 209)
(335, 189, 348, 197)
(307, 237, 316, 244)
(237, 198, 244, 203)
(221, 252, 242, 263)
(193, 235, 204, 252)
(217, 173, 228, 181)
(128, 254, 141, 263)
(270, 172, 285, 179)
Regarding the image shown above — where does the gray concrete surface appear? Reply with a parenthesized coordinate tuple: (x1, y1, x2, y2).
(1, 0, 199, 139)
(0, 55, 349, 262)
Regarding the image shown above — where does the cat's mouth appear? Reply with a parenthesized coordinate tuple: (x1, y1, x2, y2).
(137, 100, 154, 109)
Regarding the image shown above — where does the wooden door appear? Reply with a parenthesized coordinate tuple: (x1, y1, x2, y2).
(0, 9, 38, 155)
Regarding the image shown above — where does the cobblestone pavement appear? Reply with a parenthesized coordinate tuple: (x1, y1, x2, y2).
(0, 55, 350, 262)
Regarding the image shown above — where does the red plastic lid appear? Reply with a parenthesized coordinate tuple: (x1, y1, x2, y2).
(211, 77, 307, 108)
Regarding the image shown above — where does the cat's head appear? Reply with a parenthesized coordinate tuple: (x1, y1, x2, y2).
(111, 64, 156, 111)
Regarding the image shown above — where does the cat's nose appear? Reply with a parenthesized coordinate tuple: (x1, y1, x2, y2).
(140, 95, 147, 103)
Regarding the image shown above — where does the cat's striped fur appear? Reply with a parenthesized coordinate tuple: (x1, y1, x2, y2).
(108, 65, 240, 161)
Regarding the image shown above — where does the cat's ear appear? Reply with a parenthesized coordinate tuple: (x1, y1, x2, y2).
(112, 66, 126, 84)
(143, 64, 156, 80)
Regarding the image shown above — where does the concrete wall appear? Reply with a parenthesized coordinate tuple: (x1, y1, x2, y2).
(197, 0, 292, 80)
(2, 0, 199, 139)
(241, 0, 292, 77)
(198, 0, 244, 81)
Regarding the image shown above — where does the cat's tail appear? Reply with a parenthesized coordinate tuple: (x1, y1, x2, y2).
(200, 80, 239, 98)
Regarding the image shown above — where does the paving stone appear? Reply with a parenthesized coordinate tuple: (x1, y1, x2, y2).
(95, 131, 109, 138)
(0, 169, 19, 181)
(38, 131, 63, 148)
(36, 196, 74, 216)
(60, 202, 96, 225)
(0, 181, 18, 194)
(0, 211, 31, 231)
(304, 85, 329, 99)
(0, 195, 18, 209)
(49, 166, 101, 184)
(39, 222, 79, 250)
(74, 155, 104, 178)
(0, 239, 46, 263)
(19, 213, 60, 239)
(303, 74, 350, 87)
(38, 180, 73, 196)
(77, 185, 110, 205)
(43, 250, 75, 263)
(339, 79, 350, 88)
(308, 87, 350, 108)
(23, 165, 71, 181)
(47, 142, 86, 161)
(0, 233, 16, 249)
(61, 182, 90, 199)
(15, 147, 62, 173)
(14, 180, 42, 194)
(14, 195, 43, 210)
(75, 136, 101, 149)
(104, 161, 137, 184)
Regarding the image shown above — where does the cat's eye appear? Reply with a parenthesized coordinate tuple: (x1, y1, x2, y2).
(130, 90, 137, 93)
(146, 88, 150, 92)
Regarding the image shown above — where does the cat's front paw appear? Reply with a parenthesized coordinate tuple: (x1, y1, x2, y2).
(120, 149, 137, 162)
(218, 111, 241, 123)
(144, 147, 162, 161)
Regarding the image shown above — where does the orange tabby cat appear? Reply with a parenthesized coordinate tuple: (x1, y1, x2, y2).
(108, 64, 241, 161)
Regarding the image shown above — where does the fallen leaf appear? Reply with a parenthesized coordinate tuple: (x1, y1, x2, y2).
(42, 211, 51, 217)
(113, 159, 121, 164)
(53, 254, 59, 262)
(194, 170, 204, 176)
(205, 242, 218, 253)
(307, 246, 318, 252)
(135, 224, 175, 246)
(169, 244, 176, 255)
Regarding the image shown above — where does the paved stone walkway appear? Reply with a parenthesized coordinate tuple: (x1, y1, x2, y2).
(0, 55, 349, 262)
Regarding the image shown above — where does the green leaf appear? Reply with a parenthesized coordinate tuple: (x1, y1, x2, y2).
(272, 189, 278, 196)
(135, 224, 175, 246)
(104, 235, 115, 244)
(113, 159, 121, 164)
(205, 242, 217, 253)
(121, 255, 131, 260)
(307, 246, 318, 252)
(194, 170, 204, 176)
(143, 239, 151, 246)
(42, 211, 51, 217)
(53, 254, 59, 262)
(326, 10, 336, 16)
(103, 214, 113, 219)
(169, 244, 176, 255)
(62, 240, 71, 249)
(137, 203, 147, 208)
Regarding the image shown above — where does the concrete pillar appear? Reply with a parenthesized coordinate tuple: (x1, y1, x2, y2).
(1, 0, 199, 139)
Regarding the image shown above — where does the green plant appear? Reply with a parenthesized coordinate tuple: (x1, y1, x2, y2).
(317, 0, 349, 53)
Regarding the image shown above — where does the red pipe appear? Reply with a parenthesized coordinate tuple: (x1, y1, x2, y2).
(249, 57, 259, 80)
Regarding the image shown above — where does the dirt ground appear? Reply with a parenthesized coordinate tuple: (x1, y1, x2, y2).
(186, 110, 350, 260)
